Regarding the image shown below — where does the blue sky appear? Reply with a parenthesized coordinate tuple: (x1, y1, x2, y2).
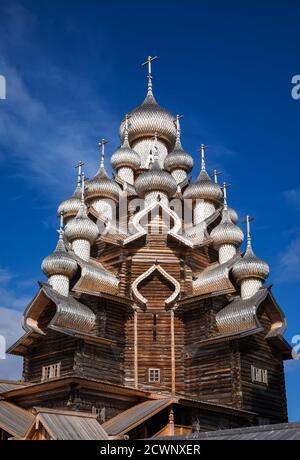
(0, 0, 299, 420)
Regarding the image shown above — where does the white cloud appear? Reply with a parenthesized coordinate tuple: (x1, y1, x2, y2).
(0, 265, 31, 381)
(0, 57, 119, 199)
(0, 267, 13, 285)
(0, 307, 23, 381)
(0, 355, 23, 381)
(283, 189, 300, 207)
(0, 307, 23, 347)
(0, 1, 120, 200)
(276, 235, 300, 282)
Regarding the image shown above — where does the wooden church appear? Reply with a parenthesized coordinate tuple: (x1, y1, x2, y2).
(0, 57, 292, 440)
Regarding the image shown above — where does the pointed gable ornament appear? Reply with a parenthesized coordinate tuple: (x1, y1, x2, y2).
(131, 263, 180, 308)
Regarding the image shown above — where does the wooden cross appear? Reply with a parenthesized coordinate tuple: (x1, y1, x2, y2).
(213, 169, 221, 184)
(98, 139, 108, 167)
(81, 172, 86, 202)
(59, 212, 64, 230)
(222, 182, 230, 208)
(242, 215, 255, 243)
(141, 55, 158, 77)
(174, 114, 183, 135)
(142, 56, 158, 94)
(75, 160, 84, 186)
(197, 144, 208, 170)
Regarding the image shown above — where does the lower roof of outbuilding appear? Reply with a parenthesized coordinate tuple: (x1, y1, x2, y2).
(160, 421, 300, 440)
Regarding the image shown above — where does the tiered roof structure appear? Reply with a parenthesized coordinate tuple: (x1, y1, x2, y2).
(0, 57, 292, 440)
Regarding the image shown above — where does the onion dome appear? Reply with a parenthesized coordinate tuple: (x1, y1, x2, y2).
(183, 145, 222, 202)
(135, 157, 177, 198)
(164, 115, 194, 173)
(111, 115, 141, 170)
(210, 185, 243, 248)
(119, 57, 176, 148)
(232, 217, 269, 283)
(57, 161, 84, 219)
(65, 203, 99, 243)
(211, 210, 244, 249)
(227, 207, 238, 224)
(41, 230, 77, 278)
(85, 140, 121, 203)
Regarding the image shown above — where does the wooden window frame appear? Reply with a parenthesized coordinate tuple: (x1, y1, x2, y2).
(251, 365, 268, 385)
(148, 367, 161, 383)
(41, 362, 61, 381)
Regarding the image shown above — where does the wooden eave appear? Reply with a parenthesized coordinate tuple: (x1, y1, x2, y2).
(179, 288, 234, 306)
(266, 335, 293, 359)
(1, 376, 153, 402)
(175, 397, 257, 418)
(72, 289, 134, 307)
(184, 327, 265, 351)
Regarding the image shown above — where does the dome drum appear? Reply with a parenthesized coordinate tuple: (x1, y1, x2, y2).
(194, 200, 216, 225)
(48, 274, 70, 297)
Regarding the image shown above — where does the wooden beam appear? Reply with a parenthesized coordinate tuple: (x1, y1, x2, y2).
(171, 310, 176, 395)
(134, 309, 138, 389)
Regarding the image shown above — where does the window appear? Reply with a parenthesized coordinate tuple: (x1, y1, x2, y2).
(148, 368, 160, 383)
(251, 365, 268, 385)
(42, 362, 61, 381)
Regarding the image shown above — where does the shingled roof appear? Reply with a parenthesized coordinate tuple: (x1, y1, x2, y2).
(162, 422, 300, 440)
(25, 407, 109, 440)
(0, 400, 34, 438)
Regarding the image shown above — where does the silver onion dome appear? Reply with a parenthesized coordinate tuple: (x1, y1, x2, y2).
(119, 92, 177, 148)
(210, 209, 244, 249)
(57, 185, 82, 220)
(111, 117, 141, 171)
(164, 148, 194, 173)
(111, 144, 141, 170)
(41, 232, 77, 278)
(135, 160, 177, 198)
(227, 207, 238, 224)
(164, 116, 193, 173)
(232, 245, 269, 283)
(183, 169, 222, 202)
(65, 204, 99, 243)
(85, 167, 121, 202)
(57, 161, 85, 219)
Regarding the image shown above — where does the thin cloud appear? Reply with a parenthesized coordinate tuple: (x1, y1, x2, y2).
(0, 57, 119, 199)
(0, 267, 13, 285)
(0, 265, 34, 310)
(283, 189, 300, 207)
(0, 307, 23, 381)
(276, 235, 300, 282)
(0, 265, 31, 380)
(0, 1, 119, 201)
